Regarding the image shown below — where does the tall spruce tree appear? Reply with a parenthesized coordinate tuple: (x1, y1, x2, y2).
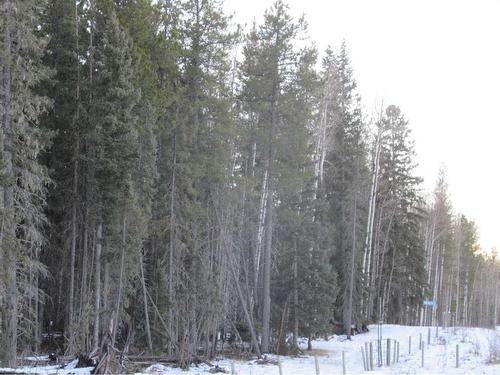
(0, 0, 52, 366)
(238, 0, 319, 352)
(322, 43, 368, 337)
(154, 0, 236, 366)
(87, 0, 140, 351)
(113, 0, 166, 352)
(40, 0, 86, 350)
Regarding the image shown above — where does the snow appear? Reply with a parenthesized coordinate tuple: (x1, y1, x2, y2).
(140, 324, 500, 374)
(63, 358, 79, 370)
(4, 325, 500, 374)
(0, 361, 94, 374)
(0, 366, 94, 374)
(23, 355, 50, 362)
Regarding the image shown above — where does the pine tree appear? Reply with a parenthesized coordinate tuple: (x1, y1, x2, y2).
(322, 43, 368, 337)
(113, 0, 169, 352)
(0, 0, 52, 365)
(150, 0, 236, 366)
(88, 0, 140, 350)
(3, 0, 499, 364)
(238, 0, 320, 352)
(39, 0, 87, 351)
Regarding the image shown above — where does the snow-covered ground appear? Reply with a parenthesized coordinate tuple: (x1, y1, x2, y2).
(0, 358, 94, 374)
(142, 325, 500, 375)
(3, 325, 500, 374)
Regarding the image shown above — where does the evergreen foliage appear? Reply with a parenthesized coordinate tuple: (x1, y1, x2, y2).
(0, 0, 52, 365)
(0, 0, 497, 367)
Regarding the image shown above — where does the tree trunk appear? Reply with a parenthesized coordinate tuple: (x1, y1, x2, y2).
(168, 131, 177, 356)
(346, 190, 358, 338)
(293, 253, 299, 349)
(363, 125, 381, 282)
(68, 0, 81, 348)
(93, 223, 102, 352)
(140, 252, 153, 351)
(1, 2, 17, 365)
(261, 59, 280, 353)
(254, 169, 268, 312)
(112, 217, 127, 346)
(212, 195, 262, 358)
(261, 177, 273, 353)
(79, 214, 89, 349)
(68, 138, 79, 345)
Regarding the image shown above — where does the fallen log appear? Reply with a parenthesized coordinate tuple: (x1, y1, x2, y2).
(125, 355, 178, 363)
(255, 355, 278, 365)
(208, 365, 228, 373)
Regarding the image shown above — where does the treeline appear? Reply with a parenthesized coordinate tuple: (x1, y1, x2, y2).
(0, 0, 498, 368)
(421, 171, 499, 329)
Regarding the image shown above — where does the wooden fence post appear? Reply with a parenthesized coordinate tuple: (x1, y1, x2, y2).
(278, 357, 283, 375)
(386, 338, 391, 366)
(314, 355, 320, 375)
(231, 361, 236, 375)
(421, 344, 425, 367)
(342, 351, 346, 375)
(369, 342, 374, 371)
(378, 339, 382, 367)
(428, 327, 431, 345)
(393, 340, 397, 364)
(408, 336, 411, 354)
(456, 344, 459, 368)
(364, 342, 369, 370)
(361, 346, 367, 371)
(419, 333, 422, 350)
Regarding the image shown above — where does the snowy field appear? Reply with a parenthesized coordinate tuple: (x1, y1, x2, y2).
(3, 325, 500, 374)
(143, 325, 500, 375)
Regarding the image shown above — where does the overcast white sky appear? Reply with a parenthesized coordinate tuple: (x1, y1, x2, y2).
(224, 0, 500, 251)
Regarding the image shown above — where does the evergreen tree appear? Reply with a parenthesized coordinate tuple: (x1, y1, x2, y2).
(1, 0, 498, 365)
(322, 43, 368, 337)
(0, 0, 52, 365)
(371, 105, 425, 324)
(88, 0, 141, 351)
(40, 0, 86, 350)
(154, 0, 236, 365)
(238, 0, 324, 352)
(113, 0, 165, 352)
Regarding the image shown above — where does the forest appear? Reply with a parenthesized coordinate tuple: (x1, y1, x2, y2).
(1, 0, 499, 370)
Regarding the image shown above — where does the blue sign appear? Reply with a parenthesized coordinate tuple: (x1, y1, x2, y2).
(423, 300, 436, 307)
